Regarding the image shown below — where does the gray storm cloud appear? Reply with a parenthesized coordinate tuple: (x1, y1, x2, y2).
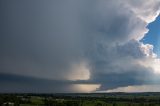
(0, 0, 160, 92)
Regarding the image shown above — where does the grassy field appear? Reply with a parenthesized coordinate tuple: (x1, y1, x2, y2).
(1, 93, 160, 106)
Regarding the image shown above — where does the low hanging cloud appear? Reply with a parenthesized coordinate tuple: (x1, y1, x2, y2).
(98, 85, 160, 93)
(0, 0, 160, 92)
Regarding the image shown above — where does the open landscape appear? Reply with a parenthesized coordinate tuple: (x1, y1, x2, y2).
(1, 1, 160, 106)
(1, 93, 160, 106)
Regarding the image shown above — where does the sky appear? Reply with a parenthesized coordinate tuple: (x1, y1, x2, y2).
(142, 16, 160, 57)
(0, 0, 160, 93)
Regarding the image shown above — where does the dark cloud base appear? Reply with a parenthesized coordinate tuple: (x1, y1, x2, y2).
(0, 73, 75, 93)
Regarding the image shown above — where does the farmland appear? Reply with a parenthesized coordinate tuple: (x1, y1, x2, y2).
(1, 93, 160, 106)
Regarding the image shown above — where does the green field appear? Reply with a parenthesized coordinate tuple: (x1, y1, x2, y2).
(1, 93, 160, 106)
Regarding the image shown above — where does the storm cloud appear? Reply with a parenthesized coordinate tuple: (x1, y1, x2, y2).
(0, 0, 160, 92)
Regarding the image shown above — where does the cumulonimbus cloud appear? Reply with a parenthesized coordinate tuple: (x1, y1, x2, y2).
(0, 0, 160, 92)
